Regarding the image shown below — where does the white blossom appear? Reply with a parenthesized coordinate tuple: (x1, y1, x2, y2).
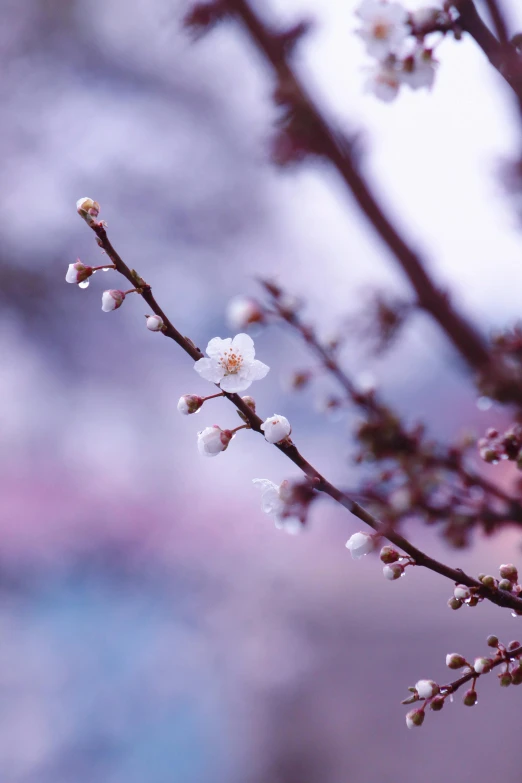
(454, 584, 471, 601)
(261, 414, 291, 444)
(195, 334, 269, 393)
(415, 679, 439, 699)
(146, 315, 164, 332)
(66, 260, 92, 285)
(226, 296, 264, 330)
(364, 62, 401, 102)
(356, 0, 410, 60)
(101, 289, 126, 312)
(197, 425, 232, 456)
(345, 531, 375, 559)
(473, 657, 492, 674)
(383, 562, 404, 580)
(252, 478, 302, 534)
(400, 48, 436, 90)
(177, 395, 203, 415)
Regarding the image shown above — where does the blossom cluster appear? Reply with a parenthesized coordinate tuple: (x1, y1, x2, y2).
(355, 0, 447, 101)
(478, 424, 522, 467)
(404, 634, 522, 728)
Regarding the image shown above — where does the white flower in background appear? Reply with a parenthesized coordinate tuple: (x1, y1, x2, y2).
(177, 395, 204, 415)
(261, 414, 291, 444)
(197, 425, 232, 456)
(101, 289, 126, 312)
(345, 531, 375, 559)
(252, 479, 302, 534)
(364, 62, 401, 102)
(194, 334, 269, 393)
(356, 0, 410, 59)
(415, 679, 439, 699)
(145, 314, 165, 332)
(400, 48, 436, 90)
(66, 260, 93, 285)
(226, 296, 264, 330)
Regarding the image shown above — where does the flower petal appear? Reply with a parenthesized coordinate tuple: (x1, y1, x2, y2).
(231, 333, 255, 362)
(219, 374, 251, 393)
(206, 336, 231, 359)
(194, 357, 224, 383)
(244, 359, 270, 381)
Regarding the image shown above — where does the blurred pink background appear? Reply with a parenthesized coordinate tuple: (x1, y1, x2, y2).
(2, 0, 522, 781)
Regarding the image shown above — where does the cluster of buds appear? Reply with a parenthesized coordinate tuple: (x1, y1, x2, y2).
(478, 425, 522, 467)
(355, 0, 454, 102)
(404, 634, 522, 728)
(448, 565, 521, 612)
(344, 534, 415, 581)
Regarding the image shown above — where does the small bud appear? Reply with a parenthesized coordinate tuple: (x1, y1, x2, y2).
(76, 197, 100, 224)
(448, 596, 463, 610)
(102, 289, 125, 312)
(454, 585, 471, 601)
(499, 564, 518, 583)
(499, 672, 512, 687)
(486, 635, 499, 648)
(446, 653, 467, 669)
(463, 689, 477, 706)
(467, 595, 480, 607)
(226, 296, 265, 330)
(507, 640, 521, 651)
(415, 680, 439, 699)
(480, 575, 498, 589)
(430, 696, 445, 711)
(383, 563, 404, 580)
(145, 315, 165, 332)
(177, 394, 204, 415)
(499, 579, 513, 592)
(511, 665, 522, 685)
(345, 531, 375, 560)
(405, 709, 425, 729)
(241, 395, 256, 413)
(66, 260, 93, 285)
(474, 657, 492, 674)
(197, 425, 233, 456)
(380, 545, 400, 564)
(261, 414, 292, 444)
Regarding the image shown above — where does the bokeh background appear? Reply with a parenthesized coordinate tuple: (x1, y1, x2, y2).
(3, 0, 522, 781)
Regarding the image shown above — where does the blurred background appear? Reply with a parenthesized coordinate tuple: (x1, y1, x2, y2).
(2, 0, 522, 781)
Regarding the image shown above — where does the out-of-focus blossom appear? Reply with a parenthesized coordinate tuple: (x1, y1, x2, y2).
(145, 314, 165, 332)
(252, 478, 302, 534)
(102, 289, 126, 312)
(364, 62, 401, 102)
(345, 531, 375, 559)
(195, 334, 269, 393)
(197, 425, 232, 456)
(178, 395, 204, 415)
(66, 260, 93, 285)
(261, 414, 291, 444)
(400, 48, 436, 89)
(356, 0, 410, 59)
(226, 296, 264, 330)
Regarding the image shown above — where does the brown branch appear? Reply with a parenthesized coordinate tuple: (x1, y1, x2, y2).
(483, 0, 509, 45)
(82, 217, 522, 614)
(225, 0, 499, 383)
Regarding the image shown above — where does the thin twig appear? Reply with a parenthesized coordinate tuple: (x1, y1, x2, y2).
(83, 218, 522, 614)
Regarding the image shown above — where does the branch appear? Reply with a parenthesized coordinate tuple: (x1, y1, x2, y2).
(78, 214, 522, 615)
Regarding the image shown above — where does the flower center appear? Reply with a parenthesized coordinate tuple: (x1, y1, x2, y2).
(372, 21, 389, 39)
(220, 349, 243, 375)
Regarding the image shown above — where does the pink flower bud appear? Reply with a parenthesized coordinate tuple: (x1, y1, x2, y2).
(473, 657, 493, 674)
(463, 689, 477, 706)
(345, 531, 375, 559)
(197, 425, 232, 456)
(415, 680, 439, 699)
(261, 414, 292, 444)
(226, 296, 264, 330)
(499, 564, 518, 583)
(66, 260, 93, 285)
(383, 562, 404, 580)
(380, 546, 400, 564)
(405, 709, 425, 728)
(102, 290, 126, 312)
(177, 395, 204, 415)
(146, 315, 165, 332)
(446, 653, 467, 669)
(454, 585, 471, 601)
(76, 197, 100, 224)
